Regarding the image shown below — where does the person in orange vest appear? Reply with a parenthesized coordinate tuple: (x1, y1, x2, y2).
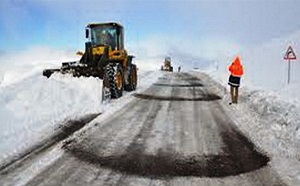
(228, 56, 244, 104)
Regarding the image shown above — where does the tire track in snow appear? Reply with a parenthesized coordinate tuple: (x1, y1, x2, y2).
(0, 113, 100, 174)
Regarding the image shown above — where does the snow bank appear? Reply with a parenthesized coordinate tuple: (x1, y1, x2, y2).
(239, 89, 300, 158)
(0, 72, 103, 166)
(0, 66, 162, 169)
(231, 88, 300, 185)
(0, 44, 164, 167)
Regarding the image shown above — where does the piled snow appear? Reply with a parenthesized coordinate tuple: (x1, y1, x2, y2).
(0, 44, 162, 167)
(0, 57, 161, 167)
(0, 72, 103, 165)
(231, 88, 300, 185)
(239, 89, 300, 157)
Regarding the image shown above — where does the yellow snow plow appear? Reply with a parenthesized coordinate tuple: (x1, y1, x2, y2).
(161, 57, 173, 72)
(43, 22, 137, 98)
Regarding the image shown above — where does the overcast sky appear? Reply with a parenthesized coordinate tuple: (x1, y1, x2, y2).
(1, 0, 300, 66)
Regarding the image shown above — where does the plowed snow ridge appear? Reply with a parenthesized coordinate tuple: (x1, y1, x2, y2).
(0, 70, 160, 167)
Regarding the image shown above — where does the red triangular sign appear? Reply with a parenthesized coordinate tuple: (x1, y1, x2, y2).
(284, 46, 297, 60)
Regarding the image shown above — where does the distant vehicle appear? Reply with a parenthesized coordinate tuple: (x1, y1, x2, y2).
(161, 57, 173, 72)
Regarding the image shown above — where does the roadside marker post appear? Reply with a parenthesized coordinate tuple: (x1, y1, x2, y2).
(283, 46, 297, 84)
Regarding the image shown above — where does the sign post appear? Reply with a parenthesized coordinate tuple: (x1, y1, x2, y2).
(288, 59, 291, 84)
(284, 46, 297, 84)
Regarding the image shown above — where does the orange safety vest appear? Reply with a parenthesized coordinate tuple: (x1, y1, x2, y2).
(229, 56, 244, 77)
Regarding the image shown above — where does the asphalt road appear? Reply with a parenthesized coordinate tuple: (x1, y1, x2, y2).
(0, 72, 286, 186)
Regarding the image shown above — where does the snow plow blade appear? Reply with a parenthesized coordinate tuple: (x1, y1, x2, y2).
(42, 61, 81, 78)
(42, 61, 104, 78)
(43, 69, 60, 78)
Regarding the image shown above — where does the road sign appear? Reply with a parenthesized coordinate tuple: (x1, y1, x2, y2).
(284, 46, 297, 60)
(283, 46, 297, 84)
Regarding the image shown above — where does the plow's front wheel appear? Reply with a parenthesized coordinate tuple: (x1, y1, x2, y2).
(107, 63, 124, 98)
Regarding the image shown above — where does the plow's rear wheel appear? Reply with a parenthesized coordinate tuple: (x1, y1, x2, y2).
(107, 63, 124, 98)
(125, 64, 137, 91)
(131, 64, 137, 90)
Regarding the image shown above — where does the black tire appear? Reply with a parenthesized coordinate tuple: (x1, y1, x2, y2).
(170, 66, 173, 72)
(101, 66, 111, 102)
(131, 64, 137, 90)
(125, 64, 137, 91)
(107, 63, 124, 98)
